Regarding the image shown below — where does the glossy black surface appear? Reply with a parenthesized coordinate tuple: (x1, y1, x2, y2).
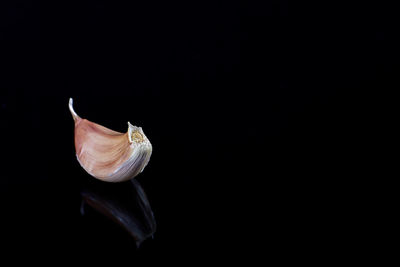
(81, 179, 156, 248)
(0, 0, 396, 264)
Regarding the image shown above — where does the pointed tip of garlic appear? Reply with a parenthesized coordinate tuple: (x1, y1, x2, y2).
(69, 98, 80, 121)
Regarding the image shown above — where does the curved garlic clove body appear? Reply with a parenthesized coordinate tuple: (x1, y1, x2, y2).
(69, 98, 152, 182)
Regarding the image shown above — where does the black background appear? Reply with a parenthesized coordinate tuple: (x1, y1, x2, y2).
(0, 0, 396, 264)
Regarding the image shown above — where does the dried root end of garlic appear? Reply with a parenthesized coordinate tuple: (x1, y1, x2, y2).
(69, 98, 152, 182)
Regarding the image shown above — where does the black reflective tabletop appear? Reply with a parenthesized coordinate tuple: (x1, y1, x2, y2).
(0, 0, 393, 264)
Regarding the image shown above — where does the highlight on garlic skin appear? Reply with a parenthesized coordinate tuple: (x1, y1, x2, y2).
(69, 98, 152, 182)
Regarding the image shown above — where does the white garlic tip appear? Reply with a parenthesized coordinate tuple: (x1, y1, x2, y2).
(69, 98, 79, 121)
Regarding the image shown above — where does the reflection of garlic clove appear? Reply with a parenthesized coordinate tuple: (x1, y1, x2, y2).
(80, 179, 156, 247)
(69, 98, 152, 182)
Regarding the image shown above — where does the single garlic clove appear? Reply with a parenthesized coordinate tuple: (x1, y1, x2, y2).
(69, 98, 152, 182)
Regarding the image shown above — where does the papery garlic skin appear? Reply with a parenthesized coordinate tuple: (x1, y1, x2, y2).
(69, 98, 152, 182)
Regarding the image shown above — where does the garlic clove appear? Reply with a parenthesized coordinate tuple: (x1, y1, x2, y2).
(69, 98, 152, 182)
